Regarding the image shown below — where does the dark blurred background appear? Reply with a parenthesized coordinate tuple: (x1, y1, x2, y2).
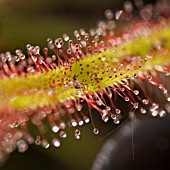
(1, 0, 169, 170)
(0, 0, 156, 52)
(0, 0, 123, 52)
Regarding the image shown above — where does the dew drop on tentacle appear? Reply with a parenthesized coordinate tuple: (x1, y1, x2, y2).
(113, 118, 120, 125)
(93, 128, 99, 135)
(142, 99, 149, 105)
(41, 139, 50, 149)
(102, 114, 109, 123)
(167, 96, 170, 102)
(59, 121, 66, 130)
(70, 119, 77, 127)
(83, 116, 90, 124)
(53, 138, 61, 148)
(78, 119, 84, 126)
(150, 103, 159, 112)
(133, 103, 139, 109)
(74, 129, 81, 139)
(60, 131, 67, 139)
(105, 9, 113, 20)
(159, 110, 167, 118)
(150, 110, 159, 117)
(75, 103, 83, 112)
(96, 99, 103, 106)
(140, 4, 153, 21)
(124, 1, 134, 13)
(125, 96, 130, 101)
(17, 139, 28, 153)
(140, 107, 146, 114)
(115, 10, 124, 20)
(133, 90, 139, 95)
(52, 125, 60, 133)
(35, 136, 41, 146)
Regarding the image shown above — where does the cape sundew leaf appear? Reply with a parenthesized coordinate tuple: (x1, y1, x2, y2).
(0, 0, 170, 164)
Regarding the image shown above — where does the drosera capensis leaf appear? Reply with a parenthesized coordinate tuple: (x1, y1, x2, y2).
(1, 25, 170, 109)
(0, 0, 170, 165)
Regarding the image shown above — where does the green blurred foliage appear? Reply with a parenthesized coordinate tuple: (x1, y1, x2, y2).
(0, 0, 124, 52)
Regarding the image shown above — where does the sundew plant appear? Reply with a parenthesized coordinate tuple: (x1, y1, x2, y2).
(0, 0, 170, 167)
